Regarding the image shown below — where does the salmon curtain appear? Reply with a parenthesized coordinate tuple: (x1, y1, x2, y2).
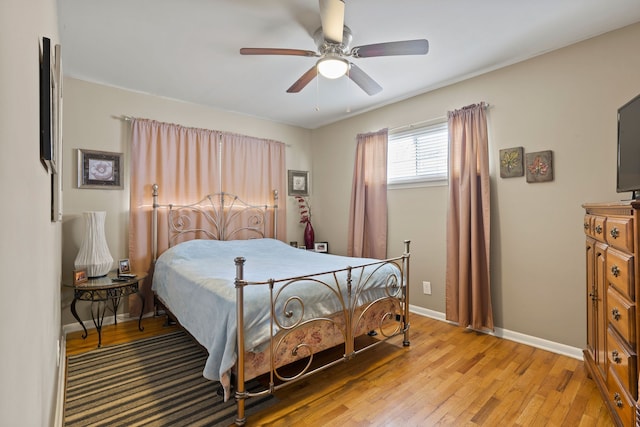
(219, 131, 286, 207)
(445, 103, 493, 331)
(347, 128, 388, 259)
(128, 118, 285, 315)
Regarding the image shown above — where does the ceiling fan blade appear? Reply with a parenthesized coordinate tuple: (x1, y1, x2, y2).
(240, 48, 318, 57)
(350, 39, 429, 58)
(319, 0, 345, 44)
(348, 63, 382, 96)
(287, 66, 318, 93)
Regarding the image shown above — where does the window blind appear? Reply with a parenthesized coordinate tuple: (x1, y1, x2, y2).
(387, 121, 448, 184)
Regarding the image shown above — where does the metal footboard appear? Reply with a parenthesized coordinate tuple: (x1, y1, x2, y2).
(233, 240, 411, 426)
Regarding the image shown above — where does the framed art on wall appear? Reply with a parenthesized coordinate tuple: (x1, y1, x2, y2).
(499, 147, 524, 178)
(40, 37, 55, 173)
(78, 149, 124, 189)
(288, 170, 309, 196)
(525, 150, 554, 183)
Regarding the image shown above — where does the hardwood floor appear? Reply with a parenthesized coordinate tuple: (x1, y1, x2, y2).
(66, 314, 613, 426)
(65, 314, 179, 356)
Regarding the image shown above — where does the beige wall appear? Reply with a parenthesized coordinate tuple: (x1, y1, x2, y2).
(1, 1, 61, 426)
(60, 78, 313, 325)
(310, 23, 640, 348)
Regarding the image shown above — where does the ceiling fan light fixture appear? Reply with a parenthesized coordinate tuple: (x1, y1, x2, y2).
(317, 55, 349, 79)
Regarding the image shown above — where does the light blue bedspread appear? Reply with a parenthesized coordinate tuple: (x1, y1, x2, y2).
(152, 238, 400, 383)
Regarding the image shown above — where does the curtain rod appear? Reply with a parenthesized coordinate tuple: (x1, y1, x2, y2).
(389, 102, 491, 133)
(389, 116, 446, 133)
(123, 102, 491, 129)
(115, 114, 292, 147)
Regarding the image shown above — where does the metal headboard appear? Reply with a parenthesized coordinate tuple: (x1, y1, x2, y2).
(151, 183, 279, 261)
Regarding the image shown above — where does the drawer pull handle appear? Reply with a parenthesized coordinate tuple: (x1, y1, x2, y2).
(614, 392, 624, 408)
(595, 225, 603, 234)
(612, 308, 621, 321)
(584, 222, 589, 231)
(610, 227, 619, 238)
(612, 350, 622, 364)
(611, 265, 620, 277)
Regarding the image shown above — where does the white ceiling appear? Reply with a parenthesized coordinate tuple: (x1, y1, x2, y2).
(58, 0, 640, 129)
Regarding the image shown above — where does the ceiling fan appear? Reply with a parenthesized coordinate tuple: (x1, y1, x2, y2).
(239, 0, 429, 96)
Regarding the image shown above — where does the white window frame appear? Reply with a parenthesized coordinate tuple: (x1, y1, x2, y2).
(387, 120, 449, 189)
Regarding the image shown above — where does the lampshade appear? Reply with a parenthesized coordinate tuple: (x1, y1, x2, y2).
(74, 211, 114, 278)
(317, 55, 349, 79)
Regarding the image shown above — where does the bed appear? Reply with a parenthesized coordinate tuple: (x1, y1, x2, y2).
(149, 184, 411, 426)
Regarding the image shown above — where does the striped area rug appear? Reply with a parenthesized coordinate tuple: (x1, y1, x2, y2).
(64, 330, 274, 427)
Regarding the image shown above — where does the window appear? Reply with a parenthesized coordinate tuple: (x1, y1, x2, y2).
(387, 121, 448, 186)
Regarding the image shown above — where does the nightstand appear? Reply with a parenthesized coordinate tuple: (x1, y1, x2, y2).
(64, 272, 147, 347)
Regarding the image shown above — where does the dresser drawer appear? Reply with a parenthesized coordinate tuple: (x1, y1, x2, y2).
(607, 287, 636, 346)
(606, 217, 634, 253)
(607, 326, 637, 397)
(607, 247, 635, 301)
(607, 367, 635, 427)
(583, 215, 593, 237)
(593, 216, 607, 242)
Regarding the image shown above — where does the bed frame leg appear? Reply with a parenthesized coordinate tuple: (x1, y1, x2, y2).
(234, 392, 247, 426)
(403, 239, 411, 347)
(235, 256, 247, 426)
(403, 330, 411, 346)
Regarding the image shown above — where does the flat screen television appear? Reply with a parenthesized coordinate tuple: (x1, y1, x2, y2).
(617, 93, 640, 199)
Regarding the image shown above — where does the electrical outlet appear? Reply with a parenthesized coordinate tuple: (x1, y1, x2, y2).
(423, 281, 432, 295)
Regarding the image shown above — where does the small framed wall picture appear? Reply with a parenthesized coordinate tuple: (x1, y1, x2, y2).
(288, 170, 309, 196)
(73, 269, 88, 285)
(499, 147, 524, 178)
(118, 259, 131, 275)
(78, 149, 124, 189)
(525, 150, 554, 183)
(40, 37, 55, 173)
(314, 242, 328, 253)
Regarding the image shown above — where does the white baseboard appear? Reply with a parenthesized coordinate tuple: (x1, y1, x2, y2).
(62, 311, 156, 337)
(53, 334, 66, 427)
(408, 305, 583, 360)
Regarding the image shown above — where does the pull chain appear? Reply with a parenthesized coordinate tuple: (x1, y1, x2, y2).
(315, 72, 320, 112)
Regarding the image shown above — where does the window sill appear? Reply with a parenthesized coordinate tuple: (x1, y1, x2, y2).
(387, 179, 447, 190)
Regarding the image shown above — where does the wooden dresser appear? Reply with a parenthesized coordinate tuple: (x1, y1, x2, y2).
(583, 202, 640, 426)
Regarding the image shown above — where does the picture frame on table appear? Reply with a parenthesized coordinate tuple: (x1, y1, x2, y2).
(118, 259, 131, 275)
(314, 242, 328, 253)
(288, 170, 309, 196)
(73, 269, 88, 285)
(78, 149, 123, 189)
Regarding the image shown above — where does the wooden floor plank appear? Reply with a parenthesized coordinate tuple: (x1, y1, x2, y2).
(66, 313, 614, 426)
